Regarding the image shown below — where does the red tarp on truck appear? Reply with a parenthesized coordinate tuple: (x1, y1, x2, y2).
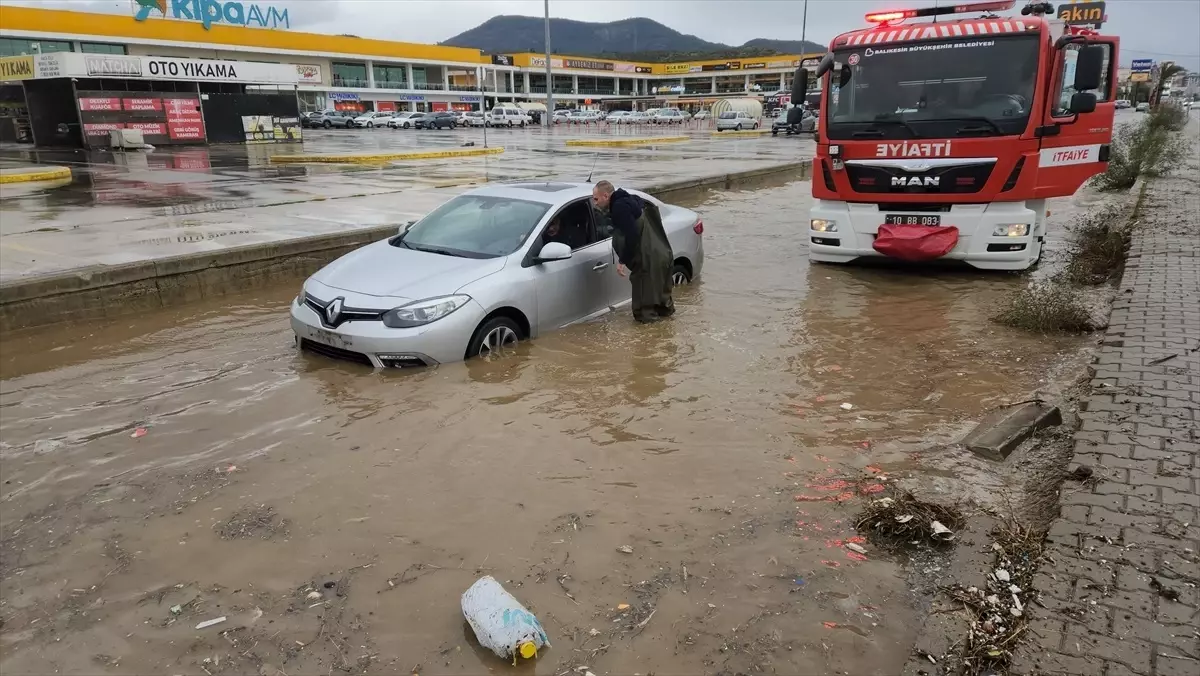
(873, 224, 959, 261)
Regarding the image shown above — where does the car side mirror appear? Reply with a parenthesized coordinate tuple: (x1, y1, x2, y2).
(1073, 44, 1105, 92)
(535, 242, 572, 263)
(1069, 92, 1097, 115)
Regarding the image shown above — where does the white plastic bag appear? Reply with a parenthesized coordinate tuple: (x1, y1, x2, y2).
(461, 576, 551, 662)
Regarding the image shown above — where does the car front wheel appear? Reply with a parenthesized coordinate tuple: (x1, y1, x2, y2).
(467, 316, 521, 359)
(323, 120, 332, 128)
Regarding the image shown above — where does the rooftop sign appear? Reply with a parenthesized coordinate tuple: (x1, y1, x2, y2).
(134, 0, 291, 30)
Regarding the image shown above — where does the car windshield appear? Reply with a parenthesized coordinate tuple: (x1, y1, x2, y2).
(719, 112, 738, 119)
(396, 195, 552, 259)
(827, 34, 1040, 140)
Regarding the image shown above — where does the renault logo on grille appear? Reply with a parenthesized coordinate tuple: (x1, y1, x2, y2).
(324, 297, 344, 326)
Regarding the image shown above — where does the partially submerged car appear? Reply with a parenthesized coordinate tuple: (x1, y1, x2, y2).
(292, 183, 705, 368)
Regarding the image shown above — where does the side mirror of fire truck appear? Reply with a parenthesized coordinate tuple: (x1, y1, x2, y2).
(790, 66, 809, 109)
(1069, 92, 1098, 115)
(1073, 44, 1106, 92)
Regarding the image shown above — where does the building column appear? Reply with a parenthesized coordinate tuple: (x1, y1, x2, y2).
(405, 64, 413, 90)
(366, 60, 375, 88)
(524, 72, 531, 94)
(614, 77, 619, 94)
(572, 75, 579, 94)
(711, 76, 717, 94)
(443, 68, 450, 91)
(780, 72, 786, 90)
(744, 74, 751, 91)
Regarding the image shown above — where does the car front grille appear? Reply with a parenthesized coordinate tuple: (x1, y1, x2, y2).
(299, 338, 373, 367)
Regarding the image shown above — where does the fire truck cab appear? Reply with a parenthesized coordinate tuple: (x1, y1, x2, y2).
(797, 1, 1119, 270)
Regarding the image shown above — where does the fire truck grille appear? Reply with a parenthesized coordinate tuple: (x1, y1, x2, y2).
(846, 162, 996, 195)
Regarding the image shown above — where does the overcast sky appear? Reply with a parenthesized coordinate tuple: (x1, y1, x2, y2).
(13, 0, 1200, 69)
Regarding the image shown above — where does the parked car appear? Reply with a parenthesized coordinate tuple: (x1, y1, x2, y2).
(653, 108, 686, 124)
(311, 110, 356, 129)
(628, 111, 650, 124)
(715, 111, 760, 131)
(1135, 102, 1150, 112)
(351, 112, 392, 128)
(416, 111, 458, 129)
(568, 110, 601, 124)
(771, 107, 817, 136)
(552, 109, 573, 124)
(692, 110, 710, 121)
(386, 112, 420, 128)
(1114, 99, 1132, 110)
(459, 111, 487, 127)
(291, 182, 705, 368)
(487, 107, 530, 127)
(300, 111, 324, 128)
(605, 110, 632, 124)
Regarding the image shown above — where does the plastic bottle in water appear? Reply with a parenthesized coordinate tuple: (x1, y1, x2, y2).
(461, 576, 551, 663)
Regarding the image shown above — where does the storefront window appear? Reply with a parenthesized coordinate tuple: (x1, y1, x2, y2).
(373, 64, 407, 89)
(80, 42, 126, 55)
(331, 62, 368, 88)
(0, 37, 73, 56)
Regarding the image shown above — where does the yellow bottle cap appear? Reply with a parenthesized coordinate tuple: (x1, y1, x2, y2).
(519, 642, 538, 659)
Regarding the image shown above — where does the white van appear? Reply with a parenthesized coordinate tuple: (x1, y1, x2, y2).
(486, 107, 530, 127)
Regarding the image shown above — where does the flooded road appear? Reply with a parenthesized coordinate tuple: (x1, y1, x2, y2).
(0, 178, 1090, 675)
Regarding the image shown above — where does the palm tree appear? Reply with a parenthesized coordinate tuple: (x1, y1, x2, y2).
(1151, 63, 1186, 106)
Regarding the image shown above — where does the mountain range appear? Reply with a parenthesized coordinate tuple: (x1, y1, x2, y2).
(441, 16, 825, 63)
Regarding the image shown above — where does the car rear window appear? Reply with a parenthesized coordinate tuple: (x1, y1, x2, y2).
(719, 112, 737, 119)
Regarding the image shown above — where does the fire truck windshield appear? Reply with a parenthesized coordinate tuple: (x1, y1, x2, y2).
(826, 34, 1040, 141)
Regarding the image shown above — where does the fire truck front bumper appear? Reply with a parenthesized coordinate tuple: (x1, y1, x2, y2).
(806, 200, 1043, 271)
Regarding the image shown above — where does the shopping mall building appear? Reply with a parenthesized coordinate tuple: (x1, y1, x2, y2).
(0, 3, 818, 147)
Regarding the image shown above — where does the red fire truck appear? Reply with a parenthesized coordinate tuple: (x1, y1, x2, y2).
(793, 1, 1118, 270)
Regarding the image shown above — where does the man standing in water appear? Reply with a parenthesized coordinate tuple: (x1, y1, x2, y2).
(591, 180, 675, 323)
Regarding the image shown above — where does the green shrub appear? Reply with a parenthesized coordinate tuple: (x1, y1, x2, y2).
(1147, 103, 1188, 132)
(1061, 212, 1130, 286)
(1092, 117, 1188, 191)
(993, 283, 1093, 333)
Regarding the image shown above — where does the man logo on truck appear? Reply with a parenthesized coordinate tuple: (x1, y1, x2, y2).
(892, 176, 940, 187)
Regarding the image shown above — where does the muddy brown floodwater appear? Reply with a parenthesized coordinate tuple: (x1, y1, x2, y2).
(0, 177, 1091, 675)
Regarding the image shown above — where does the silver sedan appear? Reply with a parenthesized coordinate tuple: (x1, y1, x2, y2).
(291, 183, 706, 368)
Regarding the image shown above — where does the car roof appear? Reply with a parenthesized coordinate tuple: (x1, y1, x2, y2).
(456, 181, 602, 206)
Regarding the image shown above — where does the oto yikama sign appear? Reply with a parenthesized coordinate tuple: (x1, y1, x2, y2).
(0, 56, 34, 81)
(148, 59, 239, 79)
(134, 0, 290, 30)
(1057, 1, 1106, 27)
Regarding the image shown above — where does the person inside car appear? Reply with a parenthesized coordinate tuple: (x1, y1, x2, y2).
(542, 217, 586, 249)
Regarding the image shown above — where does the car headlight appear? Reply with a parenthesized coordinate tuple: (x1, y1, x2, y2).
(811, 219, 838, 233)
(381, 295, 470, 328)
(992, 223, 1030, 237)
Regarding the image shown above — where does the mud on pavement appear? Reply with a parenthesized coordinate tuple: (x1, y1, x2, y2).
(0, 178, 1101, 674)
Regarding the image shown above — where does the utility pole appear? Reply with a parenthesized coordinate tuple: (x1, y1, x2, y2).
(543, 0, 554, 126)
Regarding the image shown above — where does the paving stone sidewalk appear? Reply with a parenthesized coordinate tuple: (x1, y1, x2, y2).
(1011, 129, 1200, 675)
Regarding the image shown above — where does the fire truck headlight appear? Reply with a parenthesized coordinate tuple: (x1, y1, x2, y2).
(992, 223, 1030, 237)
(811, 219, 838, 232)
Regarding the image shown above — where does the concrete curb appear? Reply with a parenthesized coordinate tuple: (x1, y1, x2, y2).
(0, 166, 72, 184)
(711, 129, 770, 137)
(269, 146, 505, 164)
(0, 161, 808, 332)
(564, 136, 689, 147)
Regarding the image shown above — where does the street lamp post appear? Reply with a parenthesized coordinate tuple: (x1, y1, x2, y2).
(543, 0, 554, 126)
